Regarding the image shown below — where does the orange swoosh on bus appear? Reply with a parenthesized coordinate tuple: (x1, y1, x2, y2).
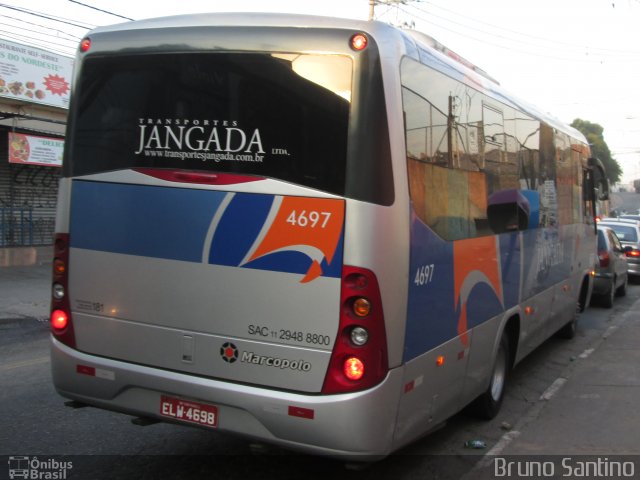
(453, 236, 503, 345)
(246, 197, 344, 283)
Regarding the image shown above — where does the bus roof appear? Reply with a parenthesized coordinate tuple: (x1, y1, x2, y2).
(87, 12, 587, 146)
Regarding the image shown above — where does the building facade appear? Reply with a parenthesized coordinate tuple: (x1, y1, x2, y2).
(0, 39, 71, 265)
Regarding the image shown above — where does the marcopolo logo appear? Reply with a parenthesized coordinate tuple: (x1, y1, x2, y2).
(220, 342, 238, 363)
(219, 342, 311, 372)
(240, 351, 312, 372)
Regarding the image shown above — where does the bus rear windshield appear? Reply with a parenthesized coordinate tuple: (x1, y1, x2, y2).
(66, 52, 351, 195)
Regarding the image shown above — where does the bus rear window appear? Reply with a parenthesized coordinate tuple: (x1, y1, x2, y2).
(66, 52, 352, 195)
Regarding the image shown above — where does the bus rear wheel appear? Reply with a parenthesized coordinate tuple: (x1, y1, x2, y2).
(471, 334, 510, 420)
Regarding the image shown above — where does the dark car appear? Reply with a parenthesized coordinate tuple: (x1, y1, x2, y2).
(592, 226, 629, 308)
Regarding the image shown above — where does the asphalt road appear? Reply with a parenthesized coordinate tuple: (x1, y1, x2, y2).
(1, 264, 639, 479)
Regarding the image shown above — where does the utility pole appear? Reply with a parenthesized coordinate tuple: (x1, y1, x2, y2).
(368, 1, 409, 21)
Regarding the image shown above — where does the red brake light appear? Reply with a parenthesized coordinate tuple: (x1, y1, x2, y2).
(350, 33, 368, 51)
(80, 37, 91, 52)
(322, 266, 388, 394)
(51, 310, 68, 330)
(50, 233, 76, 347)
(343, 357, 365, 381)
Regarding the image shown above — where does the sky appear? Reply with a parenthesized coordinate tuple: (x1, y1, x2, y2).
(2, 0, 640, 185)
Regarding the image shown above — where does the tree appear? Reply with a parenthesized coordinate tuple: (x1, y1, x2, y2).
(571, 118, 622, 184)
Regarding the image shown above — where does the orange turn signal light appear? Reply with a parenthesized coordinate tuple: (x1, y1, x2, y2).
(352, 297, 371, 317)
(53, 259, 66, 275)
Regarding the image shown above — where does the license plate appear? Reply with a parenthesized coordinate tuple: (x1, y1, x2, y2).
(159, 395, 218, 428)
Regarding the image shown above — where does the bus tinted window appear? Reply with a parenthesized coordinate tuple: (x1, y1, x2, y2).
(65, 52, 351, 195)
(401, 57, 585, 241)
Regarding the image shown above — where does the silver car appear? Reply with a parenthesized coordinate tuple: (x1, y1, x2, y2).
(592, 226, 629, 308)
(598, 219, 640, 279)
(618, 214, 640, 222)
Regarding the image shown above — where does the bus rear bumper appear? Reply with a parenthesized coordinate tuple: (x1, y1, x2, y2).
(50, 336, 403, 459)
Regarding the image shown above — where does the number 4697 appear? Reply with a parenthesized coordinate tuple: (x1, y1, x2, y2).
(414, 264, 435, 286)
(286, 210, 331, 228)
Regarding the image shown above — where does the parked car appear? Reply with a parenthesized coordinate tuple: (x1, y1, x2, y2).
(618, 214, 640, 222)
(598, 219, 640, 281)
(592, 226, 629, 308)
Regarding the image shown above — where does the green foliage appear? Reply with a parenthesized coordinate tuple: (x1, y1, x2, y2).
(571, 118, 622, 184)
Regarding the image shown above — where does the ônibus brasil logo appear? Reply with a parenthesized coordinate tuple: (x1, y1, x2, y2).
(219, 342, 311, 372)
(220, 342, 238, 363)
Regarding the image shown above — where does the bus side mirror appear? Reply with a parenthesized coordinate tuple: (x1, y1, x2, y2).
(588, 157, 610, 201)
(487, 189, 535, 233)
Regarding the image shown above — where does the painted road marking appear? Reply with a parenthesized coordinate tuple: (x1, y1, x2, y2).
(540, 377, 567, 401)
(0, 356, 49, 371)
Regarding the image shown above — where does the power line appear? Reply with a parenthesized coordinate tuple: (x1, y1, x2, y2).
(0, 3, 94, 29)
(0, 20, 82, 44)
(68, 0, 133, 21)
(415, 0, 640, 56)
(0, 30, 75, 56)
(375, 0, 640, 65)
(0, 13, 82, 41)
(392, 3, 640, 64)
(370, 0, 411, 20)
(0, 28, 77, 50)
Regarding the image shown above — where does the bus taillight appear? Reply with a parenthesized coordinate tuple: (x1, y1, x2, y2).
(322, 266, 388, 394)
(80, 37, 91, 52)
(350, 33, 368, 51)
(51, 310, 68, 330)
(50, 233, 76, 347)
(343, 357, 365, 381)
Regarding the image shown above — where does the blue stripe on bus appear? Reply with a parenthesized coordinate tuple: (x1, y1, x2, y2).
(208, 194, 275, 266)
(404, 214, 457, 360)
(70, 181, 226, 262)
(69, 180, 344, 280)
(403, 205, 585, 362)
(404, 211, 523, 362)
(499, 233, 522, 309)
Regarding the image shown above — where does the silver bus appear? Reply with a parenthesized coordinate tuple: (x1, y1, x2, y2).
(50, 13, 608, 459)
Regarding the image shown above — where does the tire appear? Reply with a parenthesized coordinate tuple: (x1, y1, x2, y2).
(471, 334, 510, 419)
(616, 274, 628, 297)
(557, 302, 579, 339)
(577, 278, 590, 313)
(601, 278, 615, 308)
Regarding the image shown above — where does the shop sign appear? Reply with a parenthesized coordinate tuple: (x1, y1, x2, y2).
(0, 38, 73, 109)
(8, 132, 64, 167)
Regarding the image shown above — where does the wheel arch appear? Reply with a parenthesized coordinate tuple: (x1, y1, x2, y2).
(578, 272, 593, 313)
(501, 314, 520, 369)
